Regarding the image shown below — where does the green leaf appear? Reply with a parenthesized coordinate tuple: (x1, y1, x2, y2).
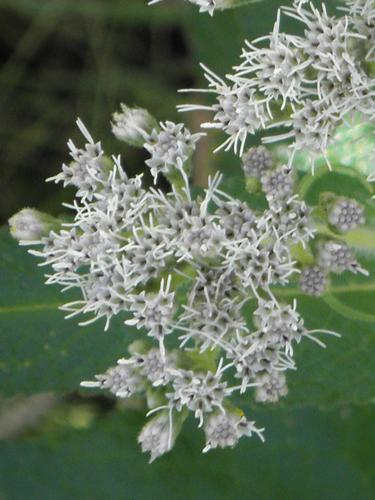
(0, 405, 374, 499)
(277, 118, 375, 177)
(284, 169, 375, 406)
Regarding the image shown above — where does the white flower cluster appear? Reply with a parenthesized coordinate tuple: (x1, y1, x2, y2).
(180, 1, 375, 166)
(12, 102, 370, 461)
(8, 0, 373, 463)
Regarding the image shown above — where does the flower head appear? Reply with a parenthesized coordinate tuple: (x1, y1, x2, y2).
(144, 121, 202, 183)
(9, 209, 58, 242)
(138, 412, 175, 463)
(203, 412, 264, 452)
(299, 265, 328, 296)
(328, 197, 365, 232)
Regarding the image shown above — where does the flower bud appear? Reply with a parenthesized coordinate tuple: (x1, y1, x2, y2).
(8, 208, 59, 242)
(318, 240, 366, 275)
(255, 371, 288, 403)
(242, 146, 273, 179)
(299, 265, 328, 296)
(80, 362, 143, 399)
(327, 197, 365, 233)
(138, 411, 185, 463)
(111, 104, 157, 147)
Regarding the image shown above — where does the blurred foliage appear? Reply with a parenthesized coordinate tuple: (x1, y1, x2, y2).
(1, 0, 374, 498)
(0, 0, 193, 223)
(1, 404, 375, 499)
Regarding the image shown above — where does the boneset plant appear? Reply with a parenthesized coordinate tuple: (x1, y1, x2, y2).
(8, 0, 375, 462)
